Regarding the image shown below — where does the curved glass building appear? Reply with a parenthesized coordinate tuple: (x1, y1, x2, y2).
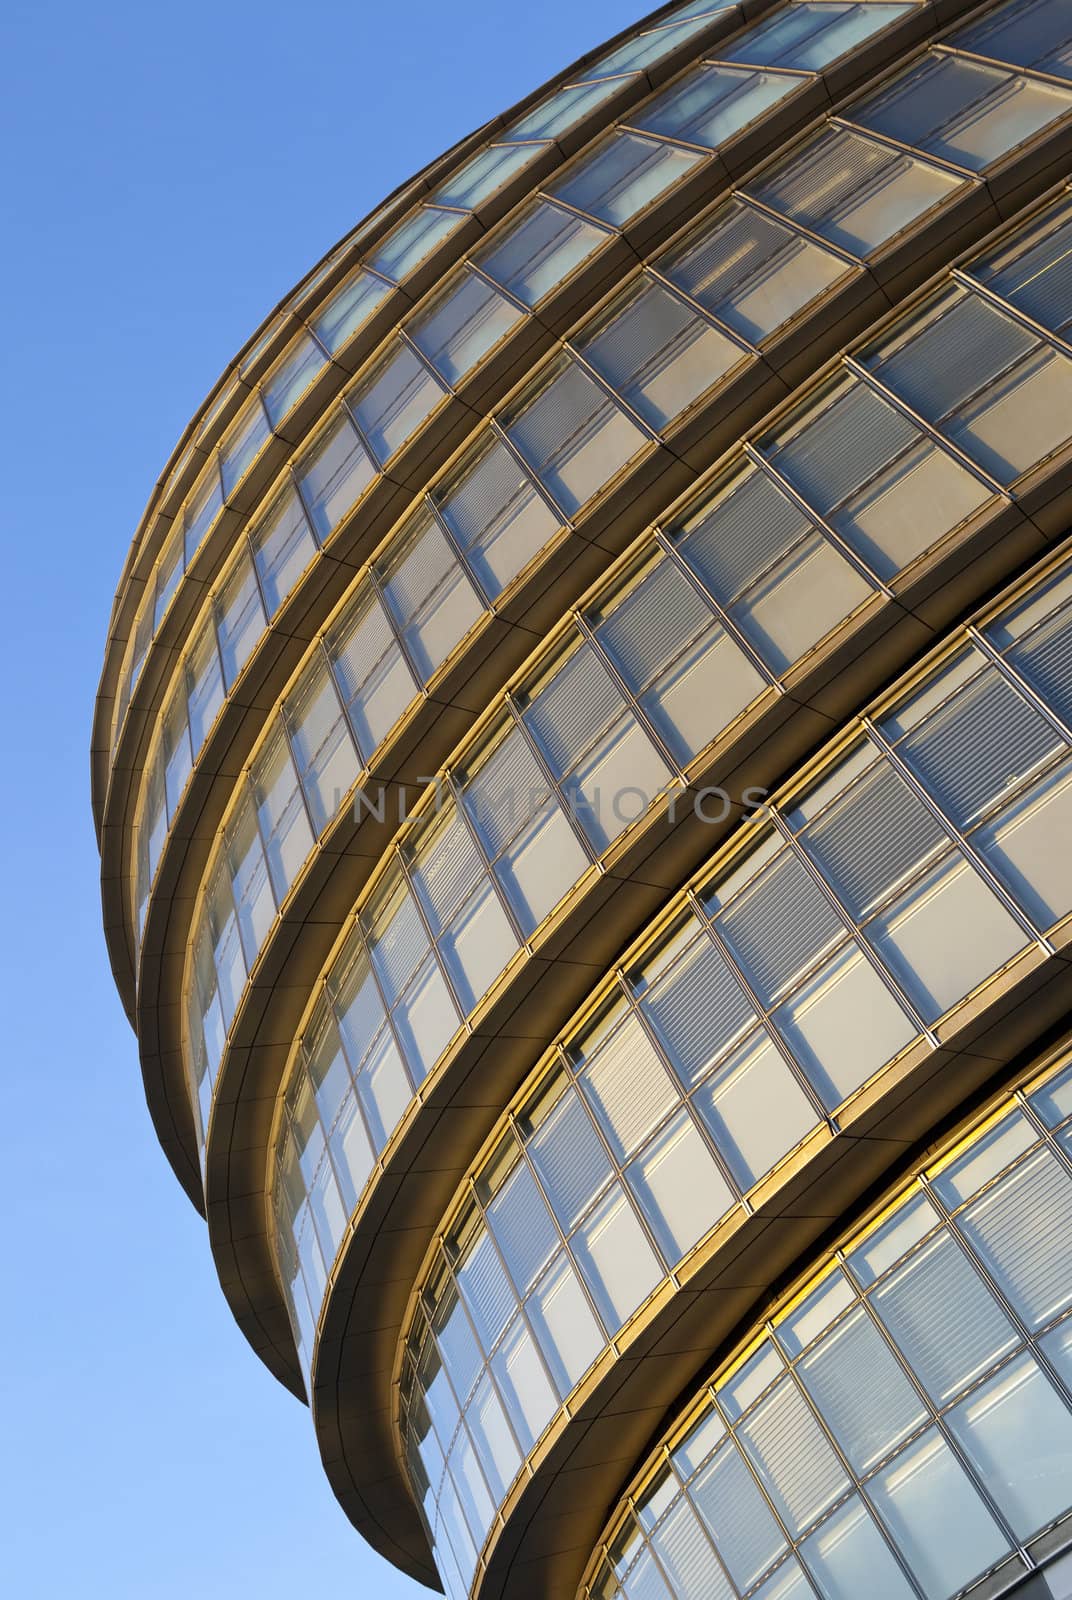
(93, 1, 1072, 1597)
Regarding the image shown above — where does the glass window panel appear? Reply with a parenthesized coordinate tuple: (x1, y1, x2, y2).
(285, 657, 360, 833)
(466, 1372, 521, 1505)
(866, 851, 1027, 1023)
(355, 1027, 411, 1153)
(434, 434, 559, 599)
(311, 267, 391, 355)
(799, 1305, 928, 1474)
(378, 509, 482, 682)
(349, 341, 446, 465)
(494, 797, 588, 933)
(581, 1014, 679, 1163)
(327, 583, 416, 761)
(220, 399, 272, 497)
(329, 1089, 373, 1213)
(720, 1343, 785, 1421)
(635, 63, 803, 150)
(800, 1494, 915, 1600)
(579, 276, 742, 430)
(434, 1287, 483, 1406)
(753, 125, 960, 258)
(778, 1268, 856, 1359)
(572, 1183, 663, 1329)
(652, 1497, 736, 1600)
(183, 467, 224, 562)
(161, 692, 192, 818)
(949, 1350, 1072, 1539)
(717, 848, 846, 1005)
(999, 573, 1072, 729)
(527, 1085, 614, 1233)
(869, 1427, 1008, 1599)
(737, 1375, 850, 1537)
(767, 379, 989, 578)
(250, 729, 314, 903)
(975, 202, 1072, 338)
(695, 1031, 818, 1190)
(726, 2, 911, 70)
(956, 0, 1072, 82)
(691, 1439, 788, 1592)
(957, 1146, 1072, 1329)
(455, 1226, 515, 1355)
(490, 1314, 559, 1451)
(476, 198, 610, 307)
(1031, 1062, 1072, 1129)
(392, 955, 459, 1082)
(847, 1192, 939, 1286)
(262, 332, 325, 425)
(214, 548, 267, 685)
(435, 142, 544, 210)
(552, 131, 704, 228)
(296, 410, 375, 541)
(371, 206, 463, 281)
(855, 56, 1072, 174)
(753, 1559, 817, 1600)
(504, 354, 646, 516)
(185, 622, 225, 752)
(526, 1252, 604, 1393)
(507, 77, 624, 142)
(871, 1229, 1019, 1405)
(250, 486, 316, 614)
(639, 925, 756, 1085)
(659, 200, 848, 345)
(671, 1404, 726, 1479)
(446, 1426, 495, 1548)
(486, 1159, 559, 1297)
(975, 756, 1072, 931)
(437, 875, 517, 1014)
(409, 268, 524, 385)
(626, 1109, 735, 1260)
(226, 793, 276, 967)
(365, 880, 430, 1004)
(931, 1111, 1037, 1209)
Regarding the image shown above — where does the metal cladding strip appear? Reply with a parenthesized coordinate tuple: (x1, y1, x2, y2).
(91, 0, 777, 839)
(309, 528, 1072, 1590)
(119, 0, 971, 1206)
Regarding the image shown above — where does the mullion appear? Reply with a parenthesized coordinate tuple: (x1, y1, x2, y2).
(504, 689, 602, 863)
(392, 839, 471, 1035)
(654, 524, 787, 692)
(443, 769, 532, 953)
(574, 606, 689, 780)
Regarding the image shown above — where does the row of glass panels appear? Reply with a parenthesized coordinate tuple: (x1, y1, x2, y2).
(107, 0, 756, 751)
(113, 0, 957, 768)
(131, 0, 1072, 981)
(581, 1056, 1072, 1600)
(186, 187, 1072, 1175)
(385, 546, 1072, 1595)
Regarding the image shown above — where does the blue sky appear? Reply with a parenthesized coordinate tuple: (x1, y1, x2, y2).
(0, 1, 633, 1593)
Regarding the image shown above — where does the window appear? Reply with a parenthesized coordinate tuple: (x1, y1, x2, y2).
(632, 63, 805, 150)
(213, 547, 267, 686)
(504, 355, 647, 515)
(523, 643, 673, 850)
(578, 276, 742, 429)
(377, 508, 483, 682)
(475, 198, 611, 307)
(283, 654, 360, 833)
(974, 200, 1072, 338)
(220, 397, 272, 496)
(409, 268, 524, 385)
(310, 267, 391, 354)
(551, 131, 705, 228)
(250, 727, 314, 903)
(673, 464, 874, 671)
(659, 199, 849, 344)
(865, 291, 1072, 484)
(296, 411, 375, 540)
(326, 582, 416, 761)
(348, 340, 446, 464)
(724, 1, 913, 71)
(250, 484, 316, 613)
(434, 142, 545, 209)
(954, 0, 1072, 82)
(854, 55, 1072, 174)
(433, 433, 559, 598)
(261, 332, 325, 425)
(370, 205, 463, 281)
(753, 125, 960, 257)
(766, 377, 990, 576)
(593, 555, 764, 765)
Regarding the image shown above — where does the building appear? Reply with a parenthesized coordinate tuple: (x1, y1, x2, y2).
(92, 1, 1072, 1597)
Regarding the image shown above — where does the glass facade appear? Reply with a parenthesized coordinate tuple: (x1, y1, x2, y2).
(183, 186, 1072, 1159)
(94, 2, 1072, 1598)
(582, 1054, 1072, 1600)
(283, 539, 1072, 1497)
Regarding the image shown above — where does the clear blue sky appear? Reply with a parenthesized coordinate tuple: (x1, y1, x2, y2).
(0, 1, 633, 1593)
